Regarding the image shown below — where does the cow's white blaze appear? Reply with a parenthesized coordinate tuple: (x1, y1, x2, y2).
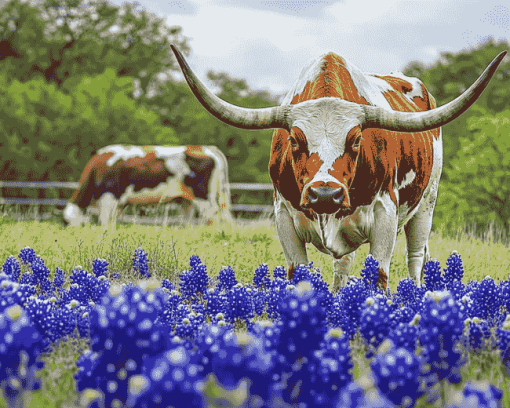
(291, 99, 364, 181)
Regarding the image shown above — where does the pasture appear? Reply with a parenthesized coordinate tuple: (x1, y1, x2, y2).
(1, 208, 509, 290)
(1, 207, 510, 407)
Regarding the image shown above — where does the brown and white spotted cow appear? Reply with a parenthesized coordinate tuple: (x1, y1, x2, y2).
(171, 45, 506, 291)
(63, 144, 233, 226)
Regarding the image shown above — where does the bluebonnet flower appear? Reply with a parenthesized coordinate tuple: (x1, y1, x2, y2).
(161, 279, 176, 292)
(276, 281, 329, 363)
(463, 317, 491, 353)
(112, 273, 120, 280)
(2, 256, 21, 282)
(207, 330, 275, 402)
(92, 258, 108, 278)
(497, 314, 510, 371)
(419, 291, 465, 385)
(126, 346, 205, 408)
(217, 265, 237, 292)
(361, 255, 380, 294)
(189, 255, 202, 268)
(370, 340, 423, 408)
(298, 328, 353, 407)
(443, 251, 464, 290)
(19, 272, 36, 286)
(225, 284, 255, 323)
(253, 264, 270, 290)
(336, 378, 396, 408)
(273, 265, 286, 279)
(423, 260, 444, 292)
(75, 284, 171, 408)
(179, 262, 209, 301)
(156, 293, 187, 328)
(360, 296, 396, 354)
(203, 288, 226, 321)
(18, 247, 36, 265)
(445, 381, 503, 408)
(337, 277, 369, 339)
(0, 305, 46, 404)
(469, 277, 501, 323)
(395, 278, 420, 311)
(133, 248, 150, 278)
(53, 267, 65, 290)
(387, 317, 420, 353)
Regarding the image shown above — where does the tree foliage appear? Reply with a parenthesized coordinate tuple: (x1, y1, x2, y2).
(404, 39, 510, 236)
(403, 39, 510, 172)
(141, 71, 280, 183)
(0, 68, 178, 188)
(0, 0, 189, 93)
(434, 109, 510, 234)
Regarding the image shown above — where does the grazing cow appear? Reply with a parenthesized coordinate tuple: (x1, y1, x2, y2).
(63, 145, 233, 226)
(170, 45, 505, 291)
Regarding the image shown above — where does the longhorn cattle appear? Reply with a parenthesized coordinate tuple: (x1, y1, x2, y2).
(170, 45, 505, 291)
(63, 144, 233, 226)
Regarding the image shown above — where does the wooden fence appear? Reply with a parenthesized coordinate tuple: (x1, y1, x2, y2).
(0, 181, 274, 214)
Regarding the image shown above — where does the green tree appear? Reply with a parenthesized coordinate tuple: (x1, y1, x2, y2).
(0, 68, 178, 199)
(434, 109, 510, 234)
(0, 0, 190, 94)
(142, 71, 280, 183)
(403, 39, 510, 171)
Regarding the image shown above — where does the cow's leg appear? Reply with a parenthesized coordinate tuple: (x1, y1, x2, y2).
(163, 204, 171, 226)
(63, 203, 88, 226)
(275, 209, 308, 280)
(97, 192, 119, 225)
(332, 251, 356, 292)
(404, 202, 435, 286)
(368, 196, 398, 291)
(178, 199, 193, 224)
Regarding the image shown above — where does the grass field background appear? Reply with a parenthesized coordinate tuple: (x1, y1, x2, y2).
(1, 213, 509, 291)
(1, 210, 510, 407)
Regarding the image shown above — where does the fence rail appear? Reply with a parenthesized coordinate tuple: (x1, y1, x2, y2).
(0, 181, 275, 213)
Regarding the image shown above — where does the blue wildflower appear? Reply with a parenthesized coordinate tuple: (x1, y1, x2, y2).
(371, 340, 423, 408)
(0, 305, 46, 404)
(419, 291, 465, 385)
(126, 346, 205, 408)
(92, 258, 109, 278)
(133, 248, 150, 278)
(2, 256, 21, 282)
(361, 254, 380, 294)
(19, 247, 36, 265)
(217, 265, 237, 292)
(253, 264, 270, 289)
(423, 260, 444, 292)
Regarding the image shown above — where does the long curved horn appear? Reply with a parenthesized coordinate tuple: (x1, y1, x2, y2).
(361, 51, 507, 132)
(170, 45, 291, 130)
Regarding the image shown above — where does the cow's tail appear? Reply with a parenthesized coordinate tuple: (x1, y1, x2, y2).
(207, 146, 233, 223)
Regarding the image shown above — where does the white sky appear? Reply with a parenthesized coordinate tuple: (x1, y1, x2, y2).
(112, 0, 509, 96)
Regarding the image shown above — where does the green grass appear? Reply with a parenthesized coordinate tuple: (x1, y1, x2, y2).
(1, 213, 510, 407)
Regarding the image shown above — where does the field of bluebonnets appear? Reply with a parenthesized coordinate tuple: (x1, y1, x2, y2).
(1, 212, 510, 407)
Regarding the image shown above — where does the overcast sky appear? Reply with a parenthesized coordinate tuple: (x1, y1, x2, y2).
(112, 0, 509, 96)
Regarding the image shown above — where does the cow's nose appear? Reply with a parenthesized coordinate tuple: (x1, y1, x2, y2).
(301, 183, 349, 214)
(309, 186, 345, 206)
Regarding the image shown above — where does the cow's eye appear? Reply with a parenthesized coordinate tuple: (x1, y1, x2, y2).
(288, 136, 300, 150)
(352, 135, 362, 152)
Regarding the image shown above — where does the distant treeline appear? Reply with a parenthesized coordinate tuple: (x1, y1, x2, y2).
(0, 0, 508, 234)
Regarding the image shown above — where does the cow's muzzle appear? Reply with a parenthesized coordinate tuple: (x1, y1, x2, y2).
(301, 182, 350, 214)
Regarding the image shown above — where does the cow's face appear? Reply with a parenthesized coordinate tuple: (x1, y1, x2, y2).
(285, 98, 364, 215)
